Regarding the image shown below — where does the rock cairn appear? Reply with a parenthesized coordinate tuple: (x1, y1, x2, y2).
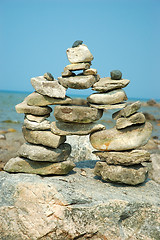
(4, 73, 75, 175)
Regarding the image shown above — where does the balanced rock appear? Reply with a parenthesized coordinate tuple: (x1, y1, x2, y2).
(23, 118, 51, 130)
(43, 72, 54, 81)
(31, 76, 66, 98)
(18, 142, 71, 162)
(58, 75, 99, 89)
(94, 161, 148, 185)
(94, 150, 150, 165)
(26, 92, 72, 106)
(92, 77, 130, 92)
(110, 70, 122, 80)
(22, 126, 66, 148)
(15, 101, 52, 115)
(90, 122, 152, 151)
(87, 89, 128, 105)
(64, 62, 90, 71)
(89, 102, 127, 110)
(25, 114, 50, 123)
(51, 121, 106, 136)
(116, 112, 146, 129)
(61, 69, 73, 77)
(113, 101, 141, 120)
(54, 105, 103, 123)
(66, 44, 94, 63)
(83, 68, 97, 76)
(4, 157, 75, 175)
(72, 40, 83, 48)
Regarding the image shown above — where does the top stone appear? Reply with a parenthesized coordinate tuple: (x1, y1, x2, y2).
(72, 40, 83, 48)
(66, 44, 94, 63)
(110, 70, 122, 80)
(43, 72, 54, 81)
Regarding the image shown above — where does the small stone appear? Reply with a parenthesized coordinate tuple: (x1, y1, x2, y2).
(112, 101, 141, 120)
(62, 69, 73, 77)
(66, 44, 94, 63)
(15, 101, 52, 115)
(58, 75, 99, 89)
(87, 89, 128, 105)
(25, 114, 50, 123)
(90, 122, 152, 151)
(116, 112, 146, 129)
(51, 121, 106, 136)
(23, 118, 51, 130)
(89, 102, 127, 110)
(43, 72, 54, 81)
(31, 76, 66, 98)
(22, 126, 66, 148)
(92, 77, 130, 92)
(64, 63, 90, 71)
(94, 161, 148, 185)
(72, 40, 83, 48)
(54, 105, 103, 123)
(4, 157, 75, 175)
(18, 142, 71, 162)
(83, 68, 97, 76)
(110, 70, 122, 80)
(93, 150, 150, 165)
(26, 92, 72, 106)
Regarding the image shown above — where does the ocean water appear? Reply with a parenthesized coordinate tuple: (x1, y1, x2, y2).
(0, 90, 160, 138)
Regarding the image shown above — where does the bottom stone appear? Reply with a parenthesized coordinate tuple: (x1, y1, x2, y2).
(4, 157, 75, 175)
(94, 161, 148, 185)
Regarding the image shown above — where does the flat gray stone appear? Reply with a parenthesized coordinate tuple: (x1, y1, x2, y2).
(113, 101, 141, 120)
(64, 63, 90, 71)
(18, 142, 71, 162)
(22, 126, 66, 148)
(25, 114, 50, 123)
(4, 157, 75, 175)
(54, 105, 103, 123)
(51, 121, 106, 136)
(83, 68, 97, 75)
(94, 150, 150, 165)
(90, 122, 152, 151)
(15, 101, 52, 115)
(116, 112, 146, 129)
(89, 102, 127, 110)
(92, 77, 130, 92)
(31, 76, 66, 98)
(66, 44, 94, 63)
(94, 162, 148, 185)
(43, 72, 54, 81)
(58, 75, 99, 89)
(26, 92, 72, 106)
(87, 89, 128, 105)
(110, 70, 122, 80)
(23, 118, 51, 130)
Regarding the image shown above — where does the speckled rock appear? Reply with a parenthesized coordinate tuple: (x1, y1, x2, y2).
(15, 101, 52, 115)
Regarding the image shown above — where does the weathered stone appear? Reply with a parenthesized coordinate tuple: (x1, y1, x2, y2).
(89, 102, 127, 110)
(92, 77, 130, 92)
(54, 105, 103, 123)
(31, 76, 66, 98)
(72, 40, 83, 48)
(25, 92, 72, 106)
(83, 68, 97, 76)
(51, 121, 106, 136)
(61, 69, 73, 77)
(22, 126, 66, 148)
(113, 101, 141, 120)
(90, 122, 152, 151)
(18, 143, 71, 162)
(64, 63, 90, 71)
(94, 161, 148, 185)
(25, 114, 50, 123)
(4, 157, 75, 175)
(66, 44, 94, 63)
(87, 89, 128, 105)
(15, 101, 52, 115)
(110, 70, 122, 80)
(116, 112, 146, 129)
(58, 75, 99, 89)
(43, 72, 54, 81)
(23, 118, 51, 130)
(94, 150, 150, 165)
(0, 169, 159, 239)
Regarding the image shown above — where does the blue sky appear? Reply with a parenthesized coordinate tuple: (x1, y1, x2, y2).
(0, 0, 160, 99)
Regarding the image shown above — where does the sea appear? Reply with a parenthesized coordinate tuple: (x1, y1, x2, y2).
(0, 90, 160, 138)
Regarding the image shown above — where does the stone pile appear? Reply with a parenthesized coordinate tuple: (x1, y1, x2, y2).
(4, 73, 75, 175)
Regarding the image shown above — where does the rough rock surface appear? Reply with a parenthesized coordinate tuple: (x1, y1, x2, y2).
(113, 101, 141, 119)
(116, 112, 146, 129)
(89, 102, 127, 110)
(43, 72, 54, 81)
(0, 169, 160, 239)
(25, 114, 50, 123)
(64, 62, 90, 71)
(15, 101, 52, 115)
(83, 68, 97, 75)
(90, 122, 152, 151)
(23, 118, 51, 130)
